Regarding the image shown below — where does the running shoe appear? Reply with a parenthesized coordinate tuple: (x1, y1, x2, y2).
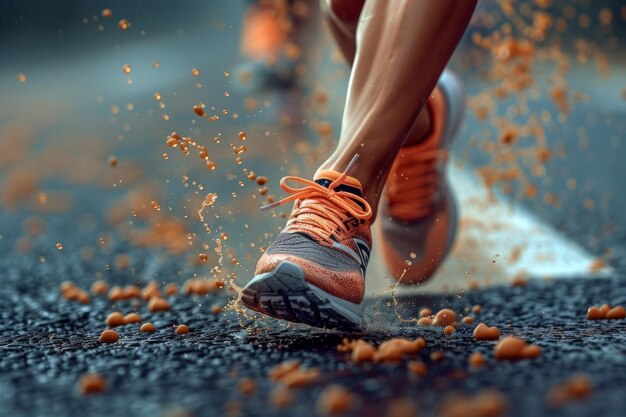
(242, 155, 372, 331)
(376, 70, 465, 285)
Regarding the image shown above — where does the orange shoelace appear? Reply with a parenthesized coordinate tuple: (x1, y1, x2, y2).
(386, 148, 448, 220)
(260, 155, 372, 242)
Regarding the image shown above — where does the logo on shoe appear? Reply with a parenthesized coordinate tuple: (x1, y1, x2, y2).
(332, 238, 371, 278)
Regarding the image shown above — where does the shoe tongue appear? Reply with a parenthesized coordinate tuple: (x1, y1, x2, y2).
(314, 169, 363, 197)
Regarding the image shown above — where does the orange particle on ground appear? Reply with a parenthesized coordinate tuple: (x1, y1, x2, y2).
(77, 373, 107, 395)
(164, 283, 178, 296)
(108, 155, 118, 167)
(316, 386, 353, 416)
(444, 325, 455, 335)
(280, 368, 320, 388)
(269, 386, 294, 409)
(192, 68, 200, 77)
(256, 176, 268, 186)
(430, 351, 444, 362)
(140, 323, 156, 333)
(199, 253, 209, 262)
(469, 352, 486, 367)
(99, 329, 119, 343)
(106, 312, 126, 327)
(433, 308, 457, 327)
(268, 360, 301, 382)
(463, 316, 474, 325)
(374, 338, 426, 362)
(494, 336, 540, 360)
(118, 19, 130, 30)
(148, 297, 171, 312)
(351, 340, 376, 363)
(419, 308, 432, 318)
(175, 324, 189, 335)
(586, 306, 605, 320)
(211, 305, 222, 314)
(90, 280, 109, 295)
(142, 281, 160, 300)
(122, 64, 132, 75)
(599, 304, 611, 317)
(238, 378, 256, 396)
(124, 312, 141, 324)
(547, 374, 593, 407)
(472, 305, 482, 314)
(407, 361, 427, 376)
(474, 323, 501, 341)
(101, 8, 113, 18)
(417, 317, 432, 326)
(606, 305, 626, 319)
(238, 131, 247, 140)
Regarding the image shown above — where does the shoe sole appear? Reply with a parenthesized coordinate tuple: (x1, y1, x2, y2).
(242, 261, 364, 332)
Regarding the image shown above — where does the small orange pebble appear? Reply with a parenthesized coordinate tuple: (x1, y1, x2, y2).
(122, 285, 141, 299)
(599, 304, 611, 316)
(211, 305, 222, 314)
(494, 336, 540, 360)
(462, 316, 474, 325)
(256, 176, 268, 186)
(547, 374, 593, 407)
(192, 68, 200, 77)
(523, 344, 542, 358)
(511, 272, 528, 287)
(268, 360, 301, 382)
(374, 338, 425, 363)
(77, 373, 107, 395)
(351, 340, 376, 363)
(108, 155, 118, 167)
(142, 281, 160, 300)
(118, 19, 130, 30)
(474, 323, 501, 341)
(56, 242, 63, 250)
(90, 280, 109, 295)
(417, 317, 432, 326)
(419, 308, 432, 318)
(122, 64, 132, 75)
(469, 352, 486, 368)
(472, 305, 482, 314)
(606, 305, 626, 319)
(108, 286, 124, 302)
(148, 297, 171, 312)
(101, 8, 113, 18)
(433, 308, 457, 327)
(438, 389, 507, 417)
(99, 329, 119, 343)
(124, 312, 141, 324)
(316, 385, 353, 416)
(280, 368, 320, 388)
(238, 378, 256, 396)
(430, 351, 445, 362)
(140, 323, 156, 333)
(247, 171, 257, 181)
(175, 324, 189, 335)
(164, 283, 178, 296)
(407, 361, 427, 376)
(444, 325, 455, 335)
(193, 105, 205, 116)
(238, 131, 247, 140)
(269, 386, 294, 409)
(199, 253, 209, 262)
(106, 312, 126, 328)
(586, 306, 604, 320)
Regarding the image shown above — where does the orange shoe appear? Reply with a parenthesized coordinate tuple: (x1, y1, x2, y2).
(242, 155, 372, 331)
(376, 70, 465, 285)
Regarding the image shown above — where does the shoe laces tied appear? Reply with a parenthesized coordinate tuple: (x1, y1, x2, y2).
(387, 148, 448, 220)
(260, 154, 372, 241)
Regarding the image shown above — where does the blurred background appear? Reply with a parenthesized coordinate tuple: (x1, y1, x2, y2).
(0, 0, 625, 295)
